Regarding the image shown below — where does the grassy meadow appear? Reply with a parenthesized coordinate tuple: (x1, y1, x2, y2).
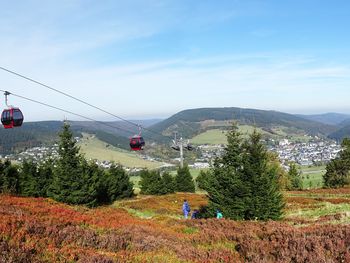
(300, 165, 326, 189)
(78, 133, 161, 169)
(191, 124, 313, 145)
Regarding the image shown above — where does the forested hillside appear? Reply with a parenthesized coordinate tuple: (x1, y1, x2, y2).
(0, 118, 164, 154)
(149, 107, 337, 139)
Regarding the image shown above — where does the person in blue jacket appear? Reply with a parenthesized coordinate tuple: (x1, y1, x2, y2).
(182, 199, 191, 219)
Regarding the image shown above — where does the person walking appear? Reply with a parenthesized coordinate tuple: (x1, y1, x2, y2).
(182, 199, 191, 219)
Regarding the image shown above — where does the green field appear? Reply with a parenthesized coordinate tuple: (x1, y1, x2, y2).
(300, 165, 326, 189)
(191, 124, 313, 145)
(191, 129, 227, 145)
(78, 134, 162, 169)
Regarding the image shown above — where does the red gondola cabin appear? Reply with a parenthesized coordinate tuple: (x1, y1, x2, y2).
(1, 108, 24, 129)
(129, 136, 145, 151)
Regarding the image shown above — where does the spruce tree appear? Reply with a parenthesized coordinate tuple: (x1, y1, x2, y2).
(324, 138, 350, 188)
(175, 165, 195, 193)
(159, 172, 175, 194)
(48, 122, 99, 206)
(200, 124, 248, 219)
(37, 160, 54, 197)
(139, 170, 162, 195)
(242, 130, 284, 220)
(287, 162, 303, 190)
(0, 160, 20, 194)
(201, 125, 284, 220)
(139, 170, 175, 195)
(19, 160, 39, 197)
(105, 164, 133, 201)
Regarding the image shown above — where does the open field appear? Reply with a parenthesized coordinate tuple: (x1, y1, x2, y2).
(78, 134, 161, 169)
(191, 129, 227, 145)
(2, 188, 350, 262)
(191, 124, 312, 145)
(300, 165, 326, 189)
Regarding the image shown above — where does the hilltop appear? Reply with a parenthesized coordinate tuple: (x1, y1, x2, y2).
(148, 107, 337, 141)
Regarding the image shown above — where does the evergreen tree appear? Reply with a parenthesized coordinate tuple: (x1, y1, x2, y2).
(324, 138, 350, 188)
(195, 170, 210, 191)
(159, 172, 175, 194)
(200, 124, 248, 219)
(105, 164, 134, 202)
(139, 170, 175, 195)
(48, 122, 99, 206)
(19, 160, 39, 197)
(0, 160, 20, 194)
(267, 152, 289, 190)
(175, 165, 195, 193)
(287, 162, 303, 190)
(139, 170, 162, 195)
(36, 160, 54, 197)
(200, 125, 284, 220)
(242, 130, 284, 220)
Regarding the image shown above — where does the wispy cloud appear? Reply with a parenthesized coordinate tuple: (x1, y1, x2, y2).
(0, 1, 349, 120)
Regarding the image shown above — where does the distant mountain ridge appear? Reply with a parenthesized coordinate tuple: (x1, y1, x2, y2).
(296, 113, 350, 126)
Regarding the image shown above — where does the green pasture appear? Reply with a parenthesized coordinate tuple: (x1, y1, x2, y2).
(190, 125, 311, 145)
(300, 165, 325, 189)
(191, 129, 227, 145)
(78, 134, 161, 169)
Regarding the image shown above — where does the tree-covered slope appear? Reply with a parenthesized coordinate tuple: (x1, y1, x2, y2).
(149, 107, 337, 139)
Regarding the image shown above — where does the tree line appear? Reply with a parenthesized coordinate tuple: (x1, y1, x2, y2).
(139, 165, 195, 195)
(0, 122, 133, 207)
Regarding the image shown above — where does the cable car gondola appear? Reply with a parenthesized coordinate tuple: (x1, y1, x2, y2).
(1, 107, 24, 128)
(130, 135, 145, 151)
(1, 91, 24, 129)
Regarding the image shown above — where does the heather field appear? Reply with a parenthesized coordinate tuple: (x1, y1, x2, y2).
(1, 190, 350, 263)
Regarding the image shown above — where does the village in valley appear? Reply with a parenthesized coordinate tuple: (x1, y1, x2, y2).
(1, 134, 342, 172)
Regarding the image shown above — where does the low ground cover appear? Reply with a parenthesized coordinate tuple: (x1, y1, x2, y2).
(1, 188, 350, 262)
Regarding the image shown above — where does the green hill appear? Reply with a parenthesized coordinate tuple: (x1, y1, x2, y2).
(0, 119, 162, 155)
(78, 133, 162, 169)
(148, 107, 337, 141)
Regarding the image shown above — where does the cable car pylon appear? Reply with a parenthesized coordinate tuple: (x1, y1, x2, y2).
(171, 132, 194, 168)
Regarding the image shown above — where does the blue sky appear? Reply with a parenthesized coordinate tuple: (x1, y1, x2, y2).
(0, 0, 350, 121)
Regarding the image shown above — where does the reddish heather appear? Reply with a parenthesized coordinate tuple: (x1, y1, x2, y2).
(1, 194, 350, 262)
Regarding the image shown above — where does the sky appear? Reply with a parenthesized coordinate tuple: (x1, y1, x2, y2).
(0, 0, 350, 122)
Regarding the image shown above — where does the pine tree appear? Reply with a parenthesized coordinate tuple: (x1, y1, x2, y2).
(287, 162, 303, 190)
(48, 122, 99, 206)
(0, 160, 20, 194)
(175, 165, 195, 193)
(159, 172, 175, 194)
(324, 138, 350, 188)
(37, 160, 54, 197)
(242, 130, 284, 220)
(19, 160, 39, 197)
(201, 125, 284, 220)
(139, 170, 175, 195)
(139, 170, 162, 195)
(105, 164, 133, 201)
(200, 124, 248, 219)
